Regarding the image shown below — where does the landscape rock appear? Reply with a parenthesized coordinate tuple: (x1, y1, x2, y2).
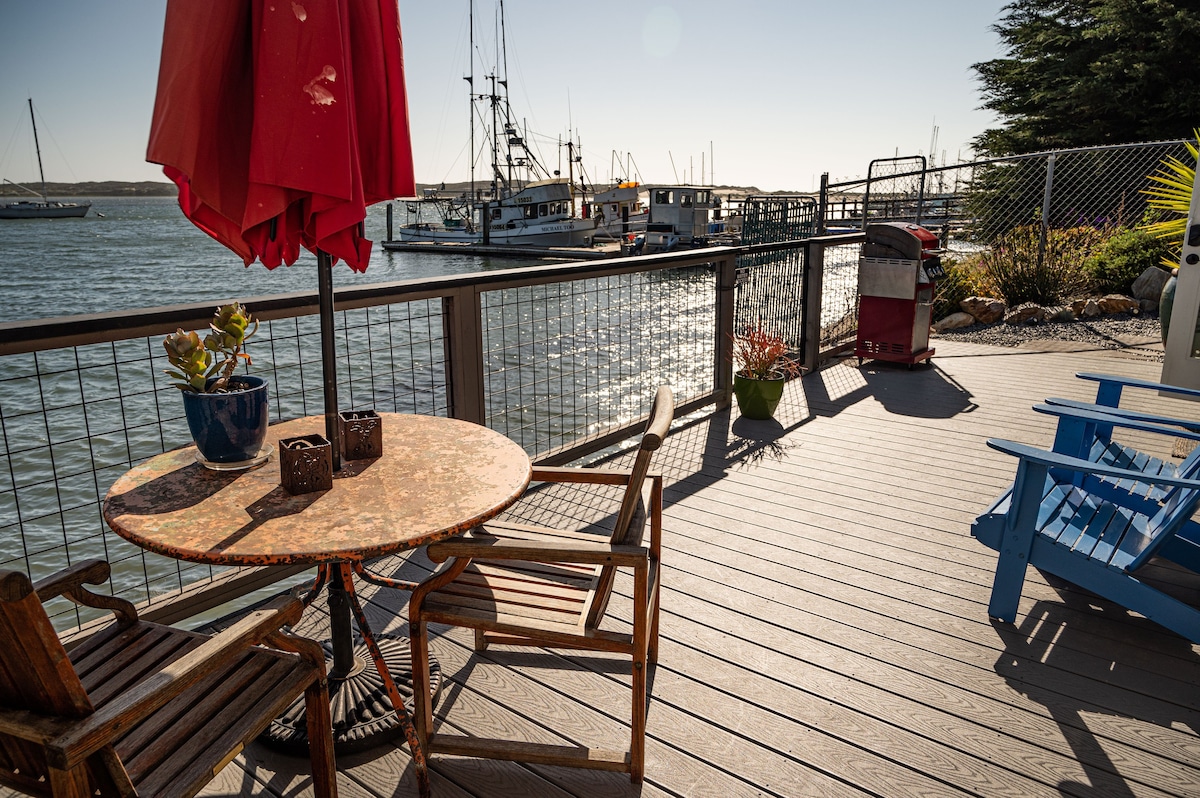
(1131, 266, 1172, 301)
(933, 312, 977, 332)
(1045, 306, 1076, 322)
(1005, 303, 1046, 325)
(1140, 298, 1159, 314)
(1080, 299, 1102, 317)
(961, 296, 1006, 324)
(1097, 294, 1140, 315)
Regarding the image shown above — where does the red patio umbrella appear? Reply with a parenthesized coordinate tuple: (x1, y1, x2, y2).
(147, 0, 415, 468)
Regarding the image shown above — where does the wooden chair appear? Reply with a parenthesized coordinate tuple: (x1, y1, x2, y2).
(0, 560, 338, 797)
(408, 386, 674, 782)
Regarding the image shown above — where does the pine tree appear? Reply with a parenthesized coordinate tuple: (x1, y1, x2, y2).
(974, 0, 1200, 155)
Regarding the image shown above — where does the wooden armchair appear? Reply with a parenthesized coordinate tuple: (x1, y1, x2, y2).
(0, 560, 337, 797)
(408, 386, 674, 782)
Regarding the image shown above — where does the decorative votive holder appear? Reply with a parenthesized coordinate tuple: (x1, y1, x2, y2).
(279, 434, 333, 495)
(339, 410, 383, 460)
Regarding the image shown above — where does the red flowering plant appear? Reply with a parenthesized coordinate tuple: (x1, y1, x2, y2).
(731, 325, 801, 380)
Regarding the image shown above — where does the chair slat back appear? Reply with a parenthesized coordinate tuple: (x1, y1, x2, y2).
(0, 571, 93, 717)
(588, 386, 673, 627)
(0, 570, 95, 793)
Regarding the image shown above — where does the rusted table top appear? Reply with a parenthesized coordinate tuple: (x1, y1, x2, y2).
(103, 414, 532, 566)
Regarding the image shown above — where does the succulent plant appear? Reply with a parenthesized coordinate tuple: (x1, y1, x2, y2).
(164, 302, 259, 392)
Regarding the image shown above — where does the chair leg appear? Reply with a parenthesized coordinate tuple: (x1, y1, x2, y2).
(648, 582, 662, 666)
(630, 652, 647, 783)
(48, 765, 91, 798)
(304, 676, 339, 798)
(474, 628, 490, 652)
(410, 619, 434, 748)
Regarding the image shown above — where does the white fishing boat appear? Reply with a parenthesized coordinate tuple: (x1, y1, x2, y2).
(588, 181, 648, 241)
(394, 1, 594, 248)
(641, 185, 723, 253)
(0, 100, 90, 220)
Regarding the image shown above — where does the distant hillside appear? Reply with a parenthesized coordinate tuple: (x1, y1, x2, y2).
(0, 181, 177, 197)
(0, 180, 801, 199)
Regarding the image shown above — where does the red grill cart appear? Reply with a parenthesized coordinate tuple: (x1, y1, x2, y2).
(854, 222, 945, 367)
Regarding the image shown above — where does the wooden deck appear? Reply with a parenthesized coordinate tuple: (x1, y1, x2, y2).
(74, 338, 1200, 796)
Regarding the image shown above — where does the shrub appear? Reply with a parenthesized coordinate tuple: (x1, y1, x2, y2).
(1083, 227, 1173, 293)
(979, 224, 1103, 306)
(932, 255, 989, 322)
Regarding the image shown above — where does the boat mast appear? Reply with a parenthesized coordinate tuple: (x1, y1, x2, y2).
(28, 99, 47, 201)
(499, 0, 512, 193)
(467, 0, 475, 201)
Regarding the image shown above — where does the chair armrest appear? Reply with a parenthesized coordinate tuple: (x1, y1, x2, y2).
(987, 438, 1200, 490)
(1044, 397, 1200, 434)
(1033, 403, 1200, 444)
(1076, 371, 1200, 401)
(33, 560, 112, 602)
(33, 560, 138, 626)
(47, 596, 305, 768)
(426, 535, 649, 567)
(531, 465, 631, 486)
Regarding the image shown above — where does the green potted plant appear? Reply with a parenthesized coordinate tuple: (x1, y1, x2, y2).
(730, 325, 801, 420)
(164, 302, 269, 465)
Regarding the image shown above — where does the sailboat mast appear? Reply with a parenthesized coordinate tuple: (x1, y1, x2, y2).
(28, 99, 47, 201)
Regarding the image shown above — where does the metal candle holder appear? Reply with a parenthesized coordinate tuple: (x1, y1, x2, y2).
(279, 434, 334, 494)
(338, 410, 383, 460)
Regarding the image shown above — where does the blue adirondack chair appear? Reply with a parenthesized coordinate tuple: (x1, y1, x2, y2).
(1035, 402, 1200, 514)
(972, 438, 1200, 643)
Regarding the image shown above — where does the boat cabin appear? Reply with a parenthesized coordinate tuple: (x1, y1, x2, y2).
(643, 186, 721, 253)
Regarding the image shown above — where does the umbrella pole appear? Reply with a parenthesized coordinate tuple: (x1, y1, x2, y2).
(317, 249, 342, 472)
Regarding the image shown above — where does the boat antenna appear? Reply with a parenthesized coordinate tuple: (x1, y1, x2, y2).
(28, 99, 48, 201)
(668, 150, 679, 184)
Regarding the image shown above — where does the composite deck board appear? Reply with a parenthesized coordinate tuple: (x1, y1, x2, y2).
(4, 338, 1192, 797)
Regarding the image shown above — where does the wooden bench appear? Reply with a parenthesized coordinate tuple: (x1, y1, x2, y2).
(972, 438, 1200, 643)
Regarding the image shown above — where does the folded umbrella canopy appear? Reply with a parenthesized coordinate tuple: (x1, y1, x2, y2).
(147, 0, 415, 468)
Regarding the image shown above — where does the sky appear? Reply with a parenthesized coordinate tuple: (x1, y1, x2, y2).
(0, 1, 1009, 194)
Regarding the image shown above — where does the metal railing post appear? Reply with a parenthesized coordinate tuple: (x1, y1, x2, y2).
(715, 252, 737, 409)
(1037, 153, 1056, 270)
(802, 239, 825, 371)
(817, 173, 829, 235)
(442, 286, 486, 424)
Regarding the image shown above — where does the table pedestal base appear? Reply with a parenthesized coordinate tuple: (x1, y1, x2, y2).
(261, 632, 442, 754)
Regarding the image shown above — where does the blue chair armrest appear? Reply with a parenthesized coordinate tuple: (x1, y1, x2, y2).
(1033, 403, 1200, 443)
(986, 438, 1200, 490)
(1076, 371, 1200, 403)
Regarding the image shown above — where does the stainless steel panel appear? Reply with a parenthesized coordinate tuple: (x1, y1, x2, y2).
(858, 257, 921, 300)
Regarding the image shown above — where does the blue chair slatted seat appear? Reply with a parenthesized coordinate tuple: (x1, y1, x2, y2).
(972, 437, 1200, 643)
(1035, 402, 1200, 514)
(1043, 372, 1200, 511)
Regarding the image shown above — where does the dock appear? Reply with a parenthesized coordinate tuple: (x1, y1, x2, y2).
(380, 240, 623, 260)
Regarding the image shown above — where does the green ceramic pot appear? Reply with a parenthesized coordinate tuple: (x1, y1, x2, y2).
(733, 372, 786, 420)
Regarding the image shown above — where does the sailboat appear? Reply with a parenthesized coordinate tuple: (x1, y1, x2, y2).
(0, 99, 91, 220)
(392, 1, 594, 248)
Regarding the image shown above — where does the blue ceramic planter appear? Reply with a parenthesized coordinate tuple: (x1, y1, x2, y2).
(181, 375, 269, 463)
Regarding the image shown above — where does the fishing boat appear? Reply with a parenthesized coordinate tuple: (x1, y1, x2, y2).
(641, 185, 724, 253)
(588, 181, 648, 241)
(0, 100, 90, 220)
(392, 2, 594, 248)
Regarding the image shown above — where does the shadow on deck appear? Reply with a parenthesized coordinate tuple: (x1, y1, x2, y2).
(198, 339, 1197, 798)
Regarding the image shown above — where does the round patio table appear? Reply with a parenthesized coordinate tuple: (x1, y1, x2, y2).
(102, 413, 531, 778)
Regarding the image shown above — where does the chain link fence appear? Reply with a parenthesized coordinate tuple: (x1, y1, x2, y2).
(821, 139, 1194, 250)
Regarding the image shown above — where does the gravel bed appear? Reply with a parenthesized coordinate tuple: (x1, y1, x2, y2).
(932, 313, 1162, 351)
